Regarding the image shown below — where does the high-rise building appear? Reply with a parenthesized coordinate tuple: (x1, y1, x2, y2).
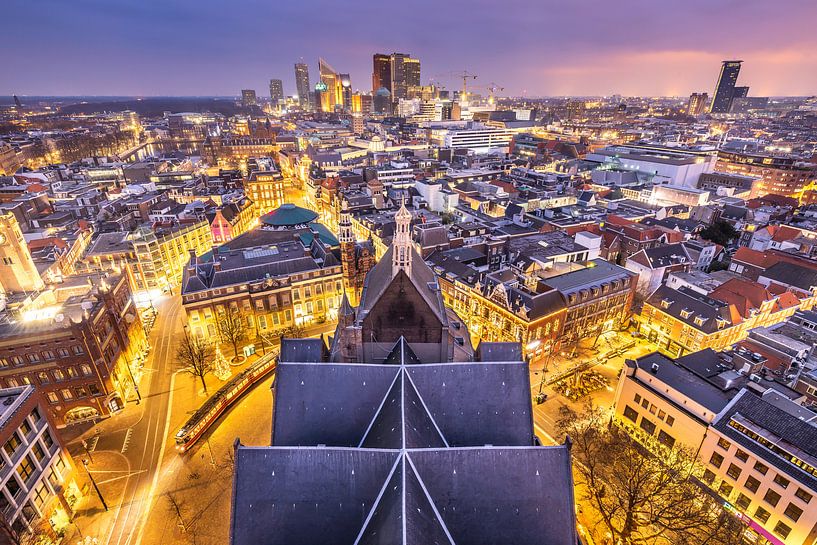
(317, 58, 349, 112)
(241, 89, 257, 108)
(373, 53, 421, 102)
(687, 92, 708, 116)
(372, 53, 391, 93)
(710, 60, 742, 114)
(269, 79, 283, 102)
(339, 73, 352, 111)
(294, 62, 311, 109)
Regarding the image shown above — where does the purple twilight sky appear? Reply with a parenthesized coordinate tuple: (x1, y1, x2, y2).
(6, 0, 817, 97)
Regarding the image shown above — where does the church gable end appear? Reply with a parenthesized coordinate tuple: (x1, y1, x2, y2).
(363, 270, 443, 345)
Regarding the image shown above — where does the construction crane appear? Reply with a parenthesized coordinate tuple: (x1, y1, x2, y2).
(453, 70, 478, 104)
(431, 71, 478, 103)
(485, 82, 505, 105)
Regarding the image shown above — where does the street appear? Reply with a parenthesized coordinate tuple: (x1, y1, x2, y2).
(66, 294, 184, 545)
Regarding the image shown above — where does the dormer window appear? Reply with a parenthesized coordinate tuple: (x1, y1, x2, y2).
(680, 309, 693, 319)
(693, 316, 707, 327)
(660, 299, 673, 309)
(716, 318, 728, 329)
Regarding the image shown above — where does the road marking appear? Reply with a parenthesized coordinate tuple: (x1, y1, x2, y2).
(132, 369, 181, 545)
(121, 428, 133, 454)
(87, 436, 99, 452)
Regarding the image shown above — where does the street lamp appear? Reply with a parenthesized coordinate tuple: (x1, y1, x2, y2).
(82, 459, 108, 512)
(122, 360, 141, 404)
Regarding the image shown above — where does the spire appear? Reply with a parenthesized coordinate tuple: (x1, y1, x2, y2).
(392, 199, 412, 277)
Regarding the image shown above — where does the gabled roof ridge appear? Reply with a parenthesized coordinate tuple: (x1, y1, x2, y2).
(405, 371, 450, 448)
(352, 455, 403, 545)
(358, 370, 402, 448)
(405, 453, 457, 545)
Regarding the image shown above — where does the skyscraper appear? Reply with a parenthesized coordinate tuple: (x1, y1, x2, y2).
(687, 92, 708, 116)
(294, 62, 311, 109)
(372, 53, 391, 93)
(240, 89, 257, 108)
(317, 58, 350, 112)
(373, 53, 421, 102)
(710, 60, 742, 114)
(269, 78, 283, 102)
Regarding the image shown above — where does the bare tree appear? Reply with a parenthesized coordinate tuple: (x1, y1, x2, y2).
(557, 402, 744, 545)
(176, 329, 215, 394)
(217, 308, 246, 360)
(0, 515, 57, 545)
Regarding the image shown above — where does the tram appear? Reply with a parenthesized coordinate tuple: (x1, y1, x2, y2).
(174, 351, 277, 453)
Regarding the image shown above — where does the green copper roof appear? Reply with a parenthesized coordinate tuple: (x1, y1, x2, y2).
(260, 203, 319, 227)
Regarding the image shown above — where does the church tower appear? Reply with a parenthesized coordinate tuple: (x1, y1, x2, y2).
(0, 212, 44, 295)
(392, 201, 412, 278)
(338, 201, 358, 303)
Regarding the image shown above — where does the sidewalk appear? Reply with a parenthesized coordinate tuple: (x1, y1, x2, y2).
(137, 359, 275, 545)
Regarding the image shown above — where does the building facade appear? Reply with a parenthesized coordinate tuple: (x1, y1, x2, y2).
(0, 386, 81, 540)
(0, 272, 148, 425)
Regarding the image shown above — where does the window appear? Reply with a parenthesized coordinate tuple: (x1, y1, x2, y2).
(665, 415, 674, 427)
(5, 477, 21, 498)
(37, 372, 50, 385)
(27, 353, 40, 363)
(42, 350, 55, 361)
(783, 503, 803, 522)
(20, 419, 32, 437)
(623, 405, 638, 422)
(773, 521, 791, 540)
(702, 470, 715, 484)
(709, 452, 724, 469)
(57, 348, 69, 358)
(754, 506, 770, 524)
(718, 481, 733, 497)
(640, 398, 649, 409)
(16, 455, 35, 483)
(754, 461, 768, 475)
(648, 404, 657, 415)
(744, 475, 760, 493)
(67, 367, 78, 379)
(41, 432, 54, 450)
(726, 464, 742, 480)
(795, 488, 813, 504)
(657, 430, 675, 448)
(657, 409, 666, 420)
(735, 494, 751, 510)
(639, 417, 656, 436)
(31, 407, 40, 422)
(53, 370, 64, 382)
(32, 442, 46, 463)
(47, 392, 59, 404)
(61, 389, 73, 400)
(72, 345, 84, 355)
(717, 437, 731, 450)
(763, 489, 781, 507)
(81, 365, 93, 376)
(735, 449, 749, 462)
(773, 474, 790, 489)
(259, 316, 267, 329)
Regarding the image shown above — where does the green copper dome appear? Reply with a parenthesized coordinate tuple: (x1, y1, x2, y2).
(260, 203, 319, 227)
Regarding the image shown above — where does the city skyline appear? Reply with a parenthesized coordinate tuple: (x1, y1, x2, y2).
(6, 0, 817, 97)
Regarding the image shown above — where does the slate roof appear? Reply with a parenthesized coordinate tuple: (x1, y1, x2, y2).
(647, 285, 741, 334)
(712, 389, 817, 491)
(357, 246, 448, 327)
(631, 243, 692, 269)
(231, 338, 577, 545)
(760, 261, 817, 292)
